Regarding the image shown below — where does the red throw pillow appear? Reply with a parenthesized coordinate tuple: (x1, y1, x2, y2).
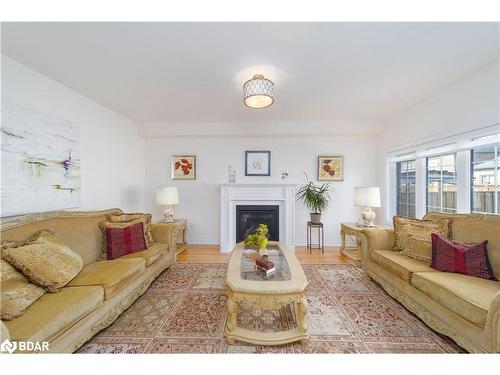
(431, 233, 495, 280)
(105, 222, 147, 260)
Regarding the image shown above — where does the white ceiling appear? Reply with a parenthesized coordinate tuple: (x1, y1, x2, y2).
(2, 22, 499, 128)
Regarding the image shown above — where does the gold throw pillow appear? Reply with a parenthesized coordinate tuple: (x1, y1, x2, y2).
(107, 213, 154, 245)
(1, 230, 83, 293)
(406, 235, 433, 263)
(393, 216, 451, 258)
(0, 259, 46, 320)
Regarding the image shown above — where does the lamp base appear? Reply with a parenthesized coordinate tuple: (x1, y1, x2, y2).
(162, 206, 175, 223)
(361, 206, 376, 227)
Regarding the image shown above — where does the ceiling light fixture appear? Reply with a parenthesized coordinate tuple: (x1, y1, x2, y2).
(243, 74, 274, 109)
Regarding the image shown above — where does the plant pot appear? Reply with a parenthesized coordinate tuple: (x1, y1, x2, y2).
(310, 213, 322, 224)
(258, 237, 268, 250)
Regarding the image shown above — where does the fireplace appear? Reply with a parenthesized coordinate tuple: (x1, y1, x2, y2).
(220, 184, 296, 252)
(236, 205, 279, 242)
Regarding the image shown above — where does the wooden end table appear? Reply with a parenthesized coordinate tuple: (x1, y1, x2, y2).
(339, 222, 385, 266)
(156, 219, 188, 255)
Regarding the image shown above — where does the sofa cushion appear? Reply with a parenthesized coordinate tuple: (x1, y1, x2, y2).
(67, 258, 145, 299)
(4, 286, 103, 343)
(371, 250, 437, 282)
(412, 272, 500, 327)
(1, 260, 46, 320)
(1, 230, 83, 292)
(120, 242, 169, 266)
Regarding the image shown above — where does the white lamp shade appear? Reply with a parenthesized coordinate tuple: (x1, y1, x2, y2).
(354, 187, 381, 207)
(156, 187, 179, 205)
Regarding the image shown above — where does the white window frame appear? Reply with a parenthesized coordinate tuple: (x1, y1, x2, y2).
(386, 127, 500, 222)
(470, 144, 500, 214)
(395, 159, 417, 218)
(425, 153, 458, 214)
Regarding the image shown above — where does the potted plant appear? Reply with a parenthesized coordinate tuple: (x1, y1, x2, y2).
(297, 180, 332, 224)
(244, 224, 269, 250)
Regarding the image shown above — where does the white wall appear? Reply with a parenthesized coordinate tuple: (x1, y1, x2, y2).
(144, 135, 378, 245)
(377, 62, 500, 222)
(1, 55, 146, 213)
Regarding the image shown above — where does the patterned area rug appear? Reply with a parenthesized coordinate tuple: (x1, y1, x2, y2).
(77, 263, 464, 354)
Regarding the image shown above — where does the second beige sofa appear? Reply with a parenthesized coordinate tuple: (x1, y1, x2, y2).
(360, 212, 500, 353)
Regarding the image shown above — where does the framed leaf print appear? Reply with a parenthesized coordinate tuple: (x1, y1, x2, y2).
(171, 155, 196, 180)
(318, 155, 343, 181)
(245, 151, 271, 176)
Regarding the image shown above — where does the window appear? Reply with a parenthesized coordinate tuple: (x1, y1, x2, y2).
(426, 153, 457, 213)
(388, 131, 500, 221)
(471, 144, 499, 214)
(396, 160, 416, 218)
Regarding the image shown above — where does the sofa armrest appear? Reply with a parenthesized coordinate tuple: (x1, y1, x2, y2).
(487, 290, 500, 352)
(0, 320, 10, 342)
(359, 228, 395, 261)
(151, 223, 175, 249)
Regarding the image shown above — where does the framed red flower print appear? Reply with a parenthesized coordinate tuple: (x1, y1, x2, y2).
(171, 155, 196, 180)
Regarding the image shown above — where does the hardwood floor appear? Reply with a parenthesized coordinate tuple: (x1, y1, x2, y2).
(176, 244, 350, 264)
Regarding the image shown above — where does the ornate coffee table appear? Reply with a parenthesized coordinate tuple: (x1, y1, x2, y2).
(225, 241, 309, 345)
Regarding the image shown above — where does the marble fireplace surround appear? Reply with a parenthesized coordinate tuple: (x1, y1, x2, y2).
(220, 184, 296, 252)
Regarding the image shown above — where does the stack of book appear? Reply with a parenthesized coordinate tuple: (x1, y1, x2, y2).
(255, 256, 275, 276)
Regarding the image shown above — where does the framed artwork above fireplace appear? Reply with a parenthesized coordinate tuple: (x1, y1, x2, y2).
(245, 150, 271, 176)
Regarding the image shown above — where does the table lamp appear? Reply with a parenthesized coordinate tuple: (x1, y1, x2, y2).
(156, 187, 179, 223)
(354, 187, 381, 227)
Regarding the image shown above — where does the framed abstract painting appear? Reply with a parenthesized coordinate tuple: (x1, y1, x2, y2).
(1, 100, 81, 217)
(317, 155, 344, 181)
(245, 151, 271, 176)
(171, 155, 196, 180)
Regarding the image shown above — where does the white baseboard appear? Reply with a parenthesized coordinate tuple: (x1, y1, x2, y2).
(186, 239, 341, 247)
(295, 241, 341, 247)
(187, 239, 219, 245)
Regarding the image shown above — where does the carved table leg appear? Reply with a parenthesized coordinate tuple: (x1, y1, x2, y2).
(181, 224, 187, 248)
(340, 228, 346, 255)
(294, 297, 308, 333)
(227, 297, 238, 332)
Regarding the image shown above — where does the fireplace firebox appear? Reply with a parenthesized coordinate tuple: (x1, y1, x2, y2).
(236, 205, 279, 243)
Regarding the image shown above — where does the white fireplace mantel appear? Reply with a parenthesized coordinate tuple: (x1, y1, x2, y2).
(220, 184, 296, 252)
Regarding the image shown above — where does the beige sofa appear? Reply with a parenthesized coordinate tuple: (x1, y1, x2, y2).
(0, 209, 176, 353)
(360, 212, 500, 353)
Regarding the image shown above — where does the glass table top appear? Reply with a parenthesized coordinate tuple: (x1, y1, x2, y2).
(240, 243, 291, 281)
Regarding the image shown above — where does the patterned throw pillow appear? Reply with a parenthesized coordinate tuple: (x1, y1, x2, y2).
(393, 216, 451, 257)
(406, 235, 433, 263)
(107, 213, 154, 244)
(1, 230, 83, 293)
(431, 233, 496, 280)
(100, 218, 150, 258)
(0, 259, 46, 320)
(103, 222, 147, 260)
